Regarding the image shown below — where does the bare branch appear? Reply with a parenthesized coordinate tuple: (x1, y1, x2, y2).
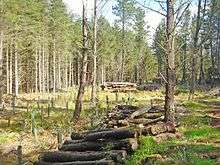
(134, 0, 166, 17)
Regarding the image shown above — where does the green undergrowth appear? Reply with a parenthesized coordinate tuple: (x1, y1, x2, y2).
(184, 126, 220, 142)
(182, 101, 210, 111)
(126, 136, 220, 165)
(0, 132, 16, 145)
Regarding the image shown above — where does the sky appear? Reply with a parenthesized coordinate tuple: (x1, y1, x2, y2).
(63, 0, 197, 43)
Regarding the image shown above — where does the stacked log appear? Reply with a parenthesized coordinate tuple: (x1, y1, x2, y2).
(34, 105, 176, 165)
(103, 105, 166, 129)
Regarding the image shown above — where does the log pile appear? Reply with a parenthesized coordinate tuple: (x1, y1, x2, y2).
(34, 105, 176, 165)
(101, 82, 137, 92)
(102, 105, 166, 129)
(137, 83, 161, 91)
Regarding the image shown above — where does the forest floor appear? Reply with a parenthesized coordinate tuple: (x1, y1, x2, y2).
(0, 87, 220, 165)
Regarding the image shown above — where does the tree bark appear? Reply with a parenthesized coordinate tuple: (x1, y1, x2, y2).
(189, 0, 202, 99)
(0, 30, 3, 108)
(73, 0, 88, 121)
(39, 150, 127, 163)
(6, 41, 9, 94)
(53, 40, 56, 93)
(35, 48, 38, 93)
(14, 41, 18, 96)
(9, 39, 13, 94)
(164, 0, 176, 123)
(60, 138, 138, 153)
(91, 0, 97, 105)
(35, 160, 115, 165)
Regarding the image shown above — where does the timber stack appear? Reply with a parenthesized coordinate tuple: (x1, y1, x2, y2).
(34, 105, 176, 165)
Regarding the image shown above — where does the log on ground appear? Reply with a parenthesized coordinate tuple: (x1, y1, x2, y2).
(60, 138, 138, 152)
(83, 128, 137, 141)
(39, 150, 127, 163)
(34, 160, 115, 165)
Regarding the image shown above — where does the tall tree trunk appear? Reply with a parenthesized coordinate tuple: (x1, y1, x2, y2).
(14, 41, 18, 96)
(64, 61, 68, 89)
(53, 40, 56, 93)
(6, 42, 9, 94)
(68, 60, 72, 87)
(189, 0, 202, 100)
(164, 0, 175, 123)
(91, 0, 97, 105)
(42, 44, 45, 93)
(35, 48, 38, 93)
(199, 46, 205, 85)
(181, 41, 187, 84)
(217, 18, 220, 74)
(39, 46, 42, 93)
(73, 0, 88, 121)
(0, 30, 3, 108)
(9, 39, 13, 94)
(58, 53, 61, 89)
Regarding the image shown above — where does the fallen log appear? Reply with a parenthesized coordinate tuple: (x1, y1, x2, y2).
(150, 122, 176, 135)
(148, 106, 164, 113)
(130, 107, 149, 119)
(60, 138, 138, 153)
(71, 129, 113, 140)
(142, 116, 165, 126)
(141, 113, 163, 119)
(35, 160, 115, 165)
(84, 128, 137, 141)
(115, 105, 138, 110)
(39, 150, 127, 163)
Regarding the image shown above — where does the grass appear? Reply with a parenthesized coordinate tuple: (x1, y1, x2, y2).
(182, 101, 210, 111)
(126, 136, 220, 165)
(184, 126, 220, 143)
(0, 132, 16, 145)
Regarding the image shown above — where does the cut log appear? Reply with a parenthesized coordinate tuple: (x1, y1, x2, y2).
(63, 139, 84, 145)
(39, 150, 127, 163)
(34, 160, 115, 165)
(71, 129, 113, 140)
(83, 128, 137, 141)
(130, 107, 149, 119)
(129, 118, 152, 124)
(115, 105, 138, 110)
(60, 138, 138, 153)
(148, 106, 164, 113)
(141, 113, 163, 119)
(150, 122, 176, 135)
(142, 116, 164, 126)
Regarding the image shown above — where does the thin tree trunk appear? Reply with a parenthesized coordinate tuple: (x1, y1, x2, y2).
(217, 18, 220, 74)
(39, 46, 42, 93)
(181, 40, 187, 84)
(53, 40, 56, 93)
(73, 0, 88, 121)
(65, 61, 68, 89)
(189, 0, 202, 100)
(14, 41, 18, 96)
(91, 0, 97, 105)
(199, 46, 205, 85)
(0, 30, 3, 108)
(42, 44, 45, 93)
(9, 39, 13, 94)
(58, 53, 61, 89)
(35, 48, 38, 93)
(164, 0, 175, 123)
(6, 42, 9, 94)
(69, 60, 72, 87)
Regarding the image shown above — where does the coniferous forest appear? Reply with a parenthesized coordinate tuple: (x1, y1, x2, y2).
(0, 0, 220, 164)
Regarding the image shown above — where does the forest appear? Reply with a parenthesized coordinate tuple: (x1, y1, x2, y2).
(0, 0, 220, 164)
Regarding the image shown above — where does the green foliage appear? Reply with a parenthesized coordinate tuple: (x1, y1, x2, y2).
(182, 101, 210, 110)
(184, 127, 220, 141)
